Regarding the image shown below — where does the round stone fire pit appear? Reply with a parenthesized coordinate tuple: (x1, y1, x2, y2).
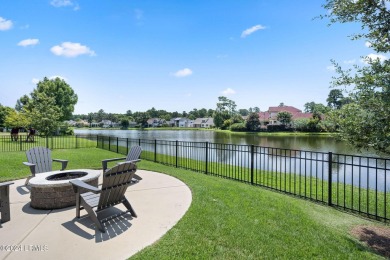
(29, 169, 100, 209)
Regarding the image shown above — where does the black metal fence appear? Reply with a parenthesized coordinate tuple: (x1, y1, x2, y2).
(1, 133, 388, 222)
(0, 134, 97, 151)
(96, 135, 390, 223)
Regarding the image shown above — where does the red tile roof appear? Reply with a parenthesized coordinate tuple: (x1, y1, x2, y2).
(268, 106, 302, 113)
(258, 106, 312, 121)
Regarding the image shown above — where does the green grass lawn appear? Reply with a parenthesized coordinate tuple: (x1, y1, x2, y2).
(0, 148, 387, 258)
(0, 148, 120, 182)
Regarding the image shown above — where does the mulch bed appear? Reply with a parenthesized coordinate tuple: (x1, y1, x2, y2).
(350, 225, 390, 258)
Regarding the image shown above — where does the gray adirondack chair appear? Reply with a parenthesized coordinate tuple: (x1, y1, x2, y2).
(23, 147, 68, 185)
(70, 162, 137, 232)
(102, 145, 142, 182)
(0, 181, 14, 223)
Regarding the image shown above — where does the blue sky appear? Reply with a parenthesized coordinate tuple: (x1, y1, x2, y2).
(0, 0, 377, 114)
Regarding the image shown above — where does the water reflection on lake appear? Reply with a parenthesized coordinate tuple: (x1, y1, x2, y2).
(77, 129, 390, 192)
(74, 129, 380, 157)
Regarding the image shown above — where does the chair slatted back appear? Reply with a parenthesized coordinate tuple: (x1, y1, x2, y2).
(98, 162, 136, 210)
(26, 147, 52, 173)
(125, 146, 142, 161)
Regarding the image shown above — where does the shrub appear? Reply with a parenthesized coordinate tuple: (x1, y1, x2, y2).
(266, 124, 288, 132)
(230, 123, 247, 132)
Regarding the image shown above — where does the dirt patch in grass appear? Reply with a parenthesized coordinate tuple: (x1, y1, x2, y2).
(351, 225, 390, 258)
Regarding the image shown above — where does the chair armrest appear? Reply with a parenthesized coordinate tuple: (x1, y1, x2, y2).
(53, 159, 68, 171)
(23, 162, 36, 176)
(117, 160, 141, 169)
(70, 179, 100, 193)
(0, 181, 14, 187)
(102, 157, 126, 172)
(117, 159, 141, 165)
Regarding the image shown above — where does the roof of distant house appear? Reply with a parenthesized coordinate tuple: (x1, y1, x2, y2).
(258, 106, 312, 121)
(193, 117, 214, 124)
(268, 106, 302, 113)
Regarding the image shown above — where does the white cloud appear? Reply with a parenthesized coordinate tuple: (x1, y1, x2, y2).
(361, 53, 388, 64)
(343, 59, 356, 64)
(49, 75, 67, 81)
(32, 76, 67, 84)
(0, 17, 13, 31)
(50, 0, 73, 7)
(32, 78, 40, 84)
(17, 38, 39, 47)
(241, 24, 266, 38)
(326, 65, 336, 71)
(50, 42, 96, 57)
(365, 41, 372, 48)
(222, 88, 236, 95)
(50, 0, 79, 10)
(173, 68, 193, 78)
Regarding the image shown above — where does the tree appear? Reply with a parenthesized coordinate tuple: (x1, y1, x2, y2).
(277, 111, 292, 126)
(323, 0, 390, 154)
(304, 102, 330, 115)
(0, 104, 13, 127)
(30, 77, 78, 121)
(239, 109, 249, 116)
(87, 113, 94, 128)
(96, 109, 106, 122)
(26, 93, 62, 136)
(4, 109, 30, 128)
(216, 96, 237, 115)
(246, 112, 260, 131)
(278, 102, 285, 107)
(134, 112, 149, 128)
(120, 118, 130, 129)
(326, 89, 346, 109)
(213, 96, 237, 128)
(15, 95, 30, 112)
(147, 107, 158, 118)
(207, 109, 214, 117)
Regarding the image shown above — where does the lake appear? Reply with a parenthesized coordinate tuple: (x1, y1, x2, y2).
(74, 129, 380, 158)
(75, 129, 389, 192)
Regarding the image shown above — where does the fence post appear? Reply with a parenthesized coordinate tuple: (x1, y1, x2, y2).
(328, 152, 333, 206)
(75, 135, 78, 149)
(20, 137, 22, 151)
(205, 142, 209, 174)
(46, 136, 49, 148)
(116, 137, 119, 153)
(126, 138, 129, 155)
(175, 140, 178, 168)
(251, 145, 254, 185)
(108, 136, 111, 151)
(139, 138, 141, 146)
(154, 139, 157, 162)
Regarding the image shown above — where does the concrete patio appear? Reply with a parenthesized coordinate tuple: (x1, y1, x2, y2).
(0, 170, 192, 260)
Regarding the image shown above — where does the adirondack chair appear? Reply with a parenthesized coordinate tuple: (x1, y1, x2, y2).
(70, 162, 137, 232)
(102, 145, 142, 182)
(23, 147, 68, 185)
(0, 181, 14, 223)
